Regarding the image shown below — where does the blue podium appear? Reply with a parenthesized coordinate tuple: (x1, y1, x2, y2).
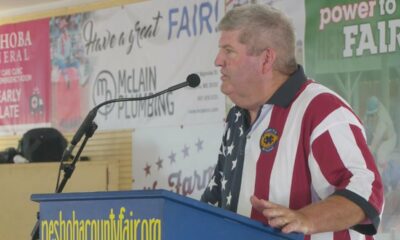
(32, 190, 303, 240)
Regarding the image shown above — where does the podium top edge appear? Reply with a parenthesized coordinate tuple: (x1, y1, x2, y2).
(32, 189, 187, 202)
(31, 189, 302, 239)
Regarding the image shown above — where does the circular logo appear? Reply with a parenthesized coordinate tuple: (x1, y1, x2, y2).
(260, 128, 279, 152)
(92, 70, 116, 116)
(30, 90, 44, 114)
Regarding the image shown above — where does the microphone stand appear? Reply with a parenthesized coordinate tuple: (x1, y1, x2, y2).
(30, 74, 200, 239)
(56, 122, 98, 193)
(30, 122, 97, 239)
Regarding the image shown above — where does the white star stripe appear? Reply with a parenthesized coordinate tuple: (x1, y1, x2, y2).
(226, 143, 234, 155)
(226, 192, 232, 206)
(239, 126, 243, 136)
(231, 159, 237, 170)
(208, 176, 217, 190)
(235, 111, 241, 122)
(221, 176, 228, 191)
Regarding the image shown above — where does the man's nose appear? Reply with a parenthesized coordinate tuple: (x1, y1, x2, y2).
(214, 51, 224, 67)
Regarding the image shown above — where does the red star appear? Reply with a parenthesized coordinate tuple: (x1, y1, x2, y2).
(156, 157, 163, 170)
(144, 164, 151, 176)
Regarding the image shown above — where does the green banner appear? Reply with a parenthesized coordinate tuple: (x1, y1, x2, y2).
(305, 0, 400, 108)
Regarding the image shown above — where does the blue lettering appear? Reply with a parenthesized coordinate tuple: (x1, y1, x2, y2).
(192, 4, 198, 36)
(168, 8, 179, 40)
(200, 2, 213, 34)
(177, 6, 191, 38)
(167, 0, 220, 40)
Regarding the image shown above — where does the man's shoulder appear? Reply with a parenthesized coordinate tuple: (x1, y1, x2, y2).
(300, 81, 348, 106)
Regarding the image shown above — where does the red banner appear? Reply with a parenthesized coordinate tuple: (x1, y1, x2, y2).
(0, 19, 50, 126)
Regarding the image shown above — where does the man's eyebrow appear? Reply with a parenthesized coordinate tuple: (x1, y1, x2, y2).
(219, 44, 233, 49)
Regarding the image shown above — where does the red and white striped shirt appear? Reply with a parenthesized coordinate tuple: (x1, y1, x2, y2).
(201, 66, 383, 240)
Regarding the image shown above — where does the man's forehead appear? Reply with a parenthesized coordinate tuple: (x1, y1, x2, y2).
(218, 30, 242, 46)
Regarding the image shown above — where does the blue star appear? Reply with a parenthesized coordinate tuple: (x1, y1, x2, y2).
(195, 138, 204, 152)
(168, 152, 176, 164)
(156, 157, 163, 170)
(182, 144, 190, 158)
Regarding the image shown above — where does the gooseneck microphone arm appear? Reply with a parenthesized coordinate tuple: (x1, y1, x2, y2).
(58, 73, 200, 168)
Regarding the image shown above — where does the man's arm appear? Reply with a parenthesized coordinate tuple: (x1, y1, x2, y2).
(250, 194, 365, 234)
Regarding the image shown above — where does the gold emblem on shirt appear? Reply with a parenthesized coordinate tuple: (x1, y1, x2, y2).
(260, 128, 279, 152)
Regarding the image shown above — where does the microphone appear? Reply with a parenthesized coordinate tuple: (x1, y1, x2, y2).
(60, 73, 201, 163)
(167, 73, 200, 92)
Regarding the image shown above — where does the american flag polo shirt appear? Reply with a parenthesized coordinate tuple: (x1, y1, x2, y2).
(201, 65, 383, 240)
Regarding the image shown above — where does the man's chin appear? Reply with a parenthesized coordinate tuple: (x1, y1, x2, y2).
(220, 86, 232, 95)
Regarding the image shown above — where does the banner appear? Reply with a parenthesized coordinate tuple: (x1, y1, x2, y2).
(305, 0, 400, 112)
(50, 0, 225, 132)
(0, 19, 51, 133)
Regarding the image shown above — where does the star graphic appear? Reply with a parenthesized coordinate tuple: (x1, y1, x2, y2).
(231, 158, 237, 170)
(226, 143, 234, 156)
(168, 151, 176, 164)
(195, 138, 204, 152)
(221, 176, 227, 191)
(208, 176, 218, 190)
(182, 144, 190, 158)
(235, 111, 241, 122)
(226, 192, 232, 206)
(156, 157, 163, 170)
(239, 126, 243, 136)
(144, 163, 151, 176)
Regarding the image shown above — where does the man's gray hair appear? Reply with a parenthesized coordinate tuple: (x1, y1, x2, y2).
(218, 4, 297, 75)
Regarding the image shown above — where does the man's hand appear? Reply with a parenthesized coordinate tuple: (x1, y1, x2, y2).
(250, 194, 366, 235)
(250, 195, 314, 234)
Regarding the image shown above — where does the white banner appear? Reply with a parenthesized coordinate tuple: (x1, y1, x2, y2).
(81, 0, 225, 130)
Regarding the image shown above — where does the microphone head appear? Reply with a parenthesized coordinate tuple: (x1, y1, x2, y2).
(186, 73, 201, 88)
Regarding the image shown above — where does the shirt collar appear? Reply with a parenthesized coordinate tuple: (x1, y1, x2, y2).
(266, 65, 307, 108)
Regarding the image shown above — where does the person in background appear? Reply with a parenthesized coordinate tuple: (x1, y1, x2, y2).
(364, 96, 397, 172)
(201, 4, 383, 239)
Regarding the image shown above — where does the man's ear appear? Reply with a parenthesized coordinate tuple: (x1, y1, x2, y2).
(261, 48, 276, 74)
